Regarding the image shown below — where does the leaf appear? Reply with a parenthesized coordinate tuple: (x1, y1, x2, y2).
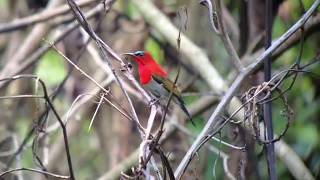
(35, 50, 66, 86)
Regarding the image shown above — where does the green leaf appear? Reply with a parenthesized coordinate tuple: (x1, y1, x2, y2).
(35, 50, 66, 86)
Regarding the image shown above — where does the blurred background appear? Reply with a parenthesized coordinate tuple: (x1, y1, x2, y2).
(0, 0, 319, 179)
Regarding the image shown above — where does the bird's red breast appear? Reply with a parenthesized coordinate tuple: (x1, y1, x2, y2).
(131, 52, 167, 85)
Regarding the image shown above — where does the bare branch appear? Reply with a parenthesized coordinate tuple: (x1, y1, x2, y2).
(0, 167, 69, 179)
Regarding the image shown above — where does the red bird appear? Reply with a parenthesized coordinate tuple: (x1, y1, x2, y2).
(124, 51, 194, 125)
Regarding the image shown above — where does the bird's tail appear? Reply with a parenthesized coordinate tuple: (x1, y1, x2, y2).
(176, 97, 196, 126)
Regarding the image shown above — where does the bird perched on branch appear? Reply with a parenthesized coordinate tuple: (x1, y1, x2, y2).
(124, 50, 194, 125)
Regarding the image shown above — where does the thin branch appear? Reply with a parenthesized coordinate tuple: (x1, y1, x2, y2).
(88, 93, 105, 131)
(0, 95, 43, 99)
(46, 77, 113, 132)
(199, 0, 220, 34)
(0, 168, 69, 179)
(215, 0, 244, 71)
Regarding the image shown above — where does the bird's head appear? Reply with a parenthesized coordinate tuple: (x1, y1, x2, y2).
(123, 51, 154, 65)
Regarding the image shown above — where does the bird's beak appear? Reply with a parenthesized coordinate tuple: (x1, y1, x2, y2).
(122, 53, 135, 56)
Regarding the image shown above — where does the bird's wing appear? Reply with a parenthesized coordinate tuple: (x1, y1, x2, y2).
(152, 75, 193, 124)
(152, 75, 182, 97)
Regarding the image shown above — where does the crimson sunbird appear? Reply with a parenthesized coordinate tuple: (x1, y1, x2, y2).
(124, 51, 194, 125)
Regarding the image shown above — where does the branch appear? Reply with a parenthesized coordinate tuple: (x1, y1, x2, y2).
(242, 14, 320, 65)
(0, 167, 69, 179)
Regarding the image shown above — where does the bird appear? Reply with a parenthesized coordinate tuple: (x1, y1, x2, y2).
(124, 50, 194, 125)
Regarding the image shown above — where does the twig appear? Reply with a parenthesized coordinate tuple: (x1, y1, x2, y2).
(88, 93, 105, 131)
(199, 0, 220, 34)
(145, 106, 157, 140)
(0, 95, 43, 99)
(47, 42, 109, 94)
(46, 78, 113, 132)
(0, 167, 69, 179)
